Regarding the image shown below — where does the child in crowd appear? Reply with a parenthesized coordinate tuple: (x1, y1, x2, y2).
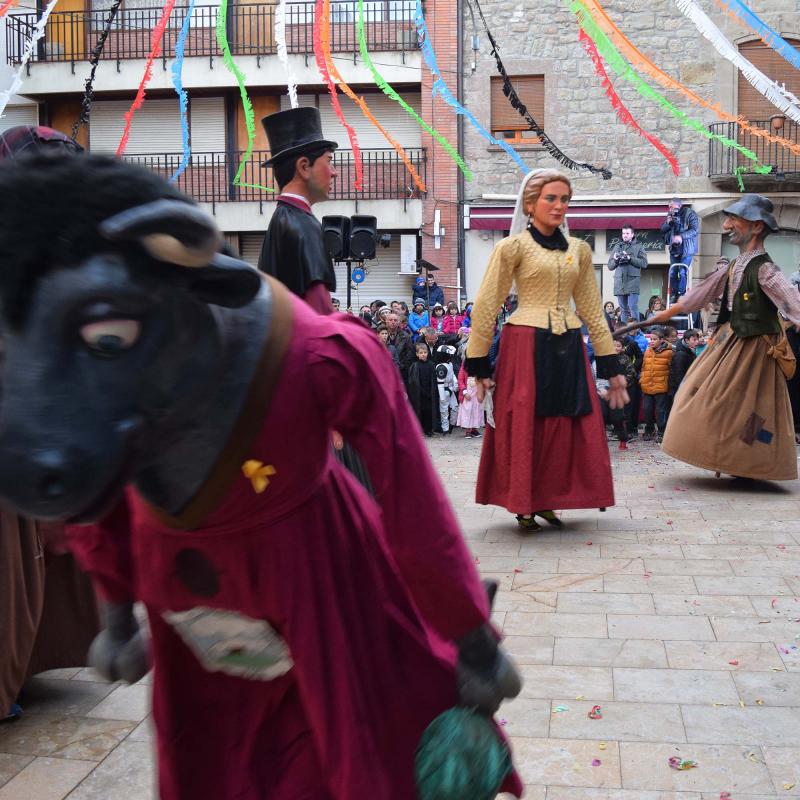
(407, 341, 440, 436)
(408, 300, 429, 340)
(664, 325, 678, 348)
(457, 362, 483, 438)
(639, 326, 673, 442)
(376, 324, 400, 371)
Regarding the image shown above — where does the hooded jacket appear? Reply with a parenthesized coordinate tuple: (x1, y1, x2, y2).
(640, 342, 673, 395)
(668, 338, 696, 396)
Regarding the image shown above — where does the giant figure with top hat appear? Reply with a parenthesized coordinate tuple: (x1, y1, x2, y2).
(257, 106, 339, 315)
(0, 107, 524, 799)
(618, 193, 800, 482)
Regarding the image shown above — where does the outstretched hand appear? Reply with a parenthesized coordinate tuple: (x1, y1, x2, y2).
(476, 377, 495, 403)
(601, 374, 630, 410)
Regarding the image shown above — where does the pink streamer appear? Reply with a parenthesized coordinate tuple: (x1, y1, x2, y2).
(116, 0, 177, 156)
(579, 30, 680, 176)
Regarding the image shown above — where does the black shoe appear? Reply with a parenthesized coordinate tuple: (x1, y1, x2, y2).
(515, 514, 542, 531)
(535, 510, 563, 528)
(627, 433, 638, 442)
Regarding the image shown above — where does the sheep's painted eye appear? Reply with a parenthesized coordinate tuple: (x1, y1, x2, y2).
(80, 319, 141, 355)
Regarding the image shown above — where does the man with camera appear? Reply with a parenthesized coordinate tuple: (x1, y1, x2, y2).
(607, 224, 648, 323)
(661, 197, 699, 304)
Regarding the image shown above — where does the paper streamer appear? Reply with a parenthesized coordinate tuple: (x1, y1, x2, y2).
(322, 1, 425, 192)
(0, 0, 59, 118)
(578, 30, 680, 175)
(579, 0, 800, 159)
(716, 0, 800, 71)
(215, 0, 273, 192)
(0, 0, 19, 21)
(275, 0, 298, 108)
(315, 0, 362, 190)
(72, 0, 123, 140)
(673, 0, 800, 125)
(170, 0, 197, 181)
(572, 1, 772, 174)
(414, 0, 528, 174)
(357, 0, 471, 179)
(472, 0, 611, 179)
(116, 0, 177, 156)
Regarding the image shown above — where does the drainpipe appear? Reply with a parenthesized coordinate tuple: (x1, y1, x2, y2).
(456, 0, 466, 304)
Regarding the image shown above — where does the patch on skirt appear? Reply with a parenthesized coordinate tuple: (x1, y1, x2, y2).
(739, 412, 773, 446)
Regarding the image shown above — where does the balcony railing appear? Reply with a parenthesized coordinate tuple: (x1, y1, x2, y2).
(708, 119, 800, 178)
(5, 1, 417, 65)
(118, 148, 425, 206)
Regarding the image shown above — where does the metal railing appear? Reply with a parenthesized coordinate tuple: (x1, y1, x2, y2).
(5, 1, 417, 64)
(118, 148, 426, 205)
(708, 119, 800, 177)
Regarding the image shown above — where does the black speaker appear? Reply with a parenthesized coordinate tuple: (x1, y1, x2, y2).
(322, 215, 351, 260)
(349, 215, 377, 260)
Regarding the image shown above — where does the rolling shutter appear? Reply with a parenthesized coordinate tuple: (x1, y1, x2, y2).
(0, 104, 38, 133)
(490, 75, 543, 133)
(90, 99, 183, 153)
(238, 233, 265, 267)
(189, 96, 226, 153)
(281, 92, 422, 148)
(738, 39, 800, 122)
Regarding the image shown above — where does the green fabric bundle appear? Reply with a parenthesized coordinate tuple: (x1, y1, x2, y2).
(415, 707, 512, 800)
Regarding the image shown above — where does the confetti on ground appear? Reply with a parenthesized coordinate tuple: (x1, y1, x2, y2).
(513, 568, 522, 573)
(728, 660, 739, 666)
(553, 705, 570, 713)
(785, 782, 796, 790)
(666, 519, 674, 525)
(772, 598, 779, 608)
(591, 759, 601, 767)
(668, 757, 698, 770)
(756, 699, 764, 705)
(585, 541, 593, 546)
(747, 752, 765, 764)
(474, 556, 480, 564)
(588, 705, 603, 719)
(598, 742, 607, 750)
(739, 701, 745, 708)
(719, 793, 731, 800)
(499, 718, 507, 726)
(778, 544, 787, 550)
(575, 695, 584, 700)
(712, 703, 727, 707)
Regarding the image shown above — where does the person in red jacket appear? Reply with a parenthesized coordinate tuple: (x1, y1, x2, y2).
(442, 301, 464, 335)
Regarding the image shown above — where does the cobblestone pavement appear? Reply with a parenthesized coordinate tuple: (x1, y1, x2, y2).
(2, 434, 800, 798)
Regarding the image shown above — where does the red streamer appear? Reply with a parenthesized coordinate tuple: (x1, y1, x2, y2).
(116, 0, 177, 156)
(578, 29, 680, 176)
(313, 0, 363, 190)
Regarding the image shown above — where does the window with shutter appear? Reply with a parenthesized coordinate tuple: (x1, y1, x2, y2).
(490, 75, 544, 143)
(737, 39, 800, 124)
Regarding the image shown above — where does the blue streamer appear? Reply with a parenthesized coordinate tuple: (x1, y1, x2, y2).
(720, 0, 800, 72)
(414, 0, 528, 173)
(170, 0, 197, 181)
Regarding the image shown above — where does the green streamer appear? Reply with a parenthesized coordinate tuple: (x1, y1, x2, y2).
(215, 0, 273, 192)
(356, 0, 471, 180)
(735, 166, 746, 191)
(571, 0, 771, 175)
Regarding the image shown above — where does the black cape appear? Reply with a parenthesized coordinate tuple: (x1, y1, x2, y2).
(407, 360, 441, 434)
(257, 200, 336, 296)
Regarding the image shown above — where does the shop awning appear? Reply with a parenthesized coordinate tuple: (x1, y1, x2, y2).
(468, 204, 671, 231)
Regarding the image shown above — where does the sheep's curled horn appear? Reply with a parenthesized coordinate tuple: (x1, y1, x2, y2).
(99, 199, 223, 268)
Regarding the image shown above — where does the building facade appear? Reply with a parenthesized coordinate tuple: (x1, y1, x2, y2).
(460, 0, 800, 307)
(1, 0, 464, 308)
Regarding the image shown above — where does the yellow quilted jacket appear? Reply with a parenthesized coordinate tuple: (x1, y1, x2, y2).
(466, 232, 614, 359)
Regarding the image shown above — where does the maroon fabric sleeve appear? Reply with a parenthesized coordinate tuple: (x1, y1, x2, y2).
(307, 317, 489, 641)
(302, 281, 334, 316)
(65, 497, 135, 604)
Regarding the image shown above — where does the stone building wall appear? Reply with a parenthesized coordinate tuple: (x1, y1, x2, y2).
(460, 0, 800, 198)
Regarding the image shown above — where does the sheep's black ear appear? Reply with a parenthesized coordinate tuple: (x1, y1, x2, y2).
(482, 579, 499, 611)
(183, 254, 263, 309)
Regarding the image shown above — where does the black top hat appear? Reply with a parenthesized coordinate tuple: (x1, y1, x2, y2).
(723, 193, 779, 232)
(261, 107, 338, 167)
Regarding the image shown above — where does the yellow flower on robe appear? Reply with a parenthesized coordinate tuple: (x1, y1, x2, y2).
(242, 460, 277, 494)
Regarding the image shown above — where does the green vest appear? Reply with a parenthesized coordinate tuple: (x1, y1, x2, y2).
(717, 253, 782, 338)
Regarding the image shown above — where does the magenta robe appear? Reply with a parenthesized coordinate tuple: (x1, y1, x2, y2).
(68, 295, 522, 800)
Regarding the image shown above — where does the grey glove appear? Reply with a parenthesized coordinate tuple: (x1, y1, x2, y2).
(88, 601, 150, 684)
(455, 580, 522, 715)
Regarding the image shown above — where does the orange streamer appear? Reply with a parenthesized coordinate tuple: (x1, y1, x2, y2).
(321, 0, 425, 193)
(0, 0, 18, 19)
(581, 0, 800, 158)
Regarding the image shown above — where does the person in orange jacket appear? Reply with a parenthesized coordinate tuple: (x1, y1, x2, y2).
(639, 326, 674, 442)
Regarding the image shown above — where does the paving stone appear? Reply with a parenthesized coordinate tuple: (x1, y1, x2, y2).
(682, 705, 800, 746)
(693, 576, 793, 596)
(512, 573, 604, 593)
(557, 558, 645, 575)
(603, 575, 698, 595)
(0, 757, 95, 800)
(619, 742, 774, 793)
(641, 559, 734, 577)
(557, 593, 655, 615)
(87, 685, 151, 724)
(549, 700, 685, 743)
(517, 665, 614, 701)
(607, 615, 715, 641)
(554, 639, 668, 668)
(653, 595, 757, 617)
(762, 746, 800, 796)
(0, 754, 34, 789)
(511, 737, 622, 788)
(504, 612, 608, 638)
(613, 668, 739, 705)
(732, 671, 800, 706)
(65, 742, 155, 800)
(711, 617, 800, 643)
(664, 641, 786, 672)
(18, 679, 115, 718)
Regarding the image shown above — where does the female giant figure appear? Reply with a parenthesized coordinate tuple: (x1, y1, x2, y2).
(466, 170, 628, 530)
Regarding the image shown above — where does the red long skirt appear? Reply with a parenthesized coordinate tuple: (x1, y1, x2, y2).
(476, 324, 615, 513)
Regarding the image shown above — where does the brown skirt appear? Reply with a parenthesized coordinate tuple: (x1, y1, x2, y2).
(662, 323, 797, 481)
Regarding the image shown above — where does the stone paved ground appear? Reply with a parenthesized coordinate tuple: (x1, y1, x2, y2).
(2, 434, 800, 798)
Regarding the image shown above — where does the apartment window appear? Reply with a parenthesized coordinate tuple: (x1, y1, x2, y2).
(737, 39, 800, 122)
(490, 75, 544, 143)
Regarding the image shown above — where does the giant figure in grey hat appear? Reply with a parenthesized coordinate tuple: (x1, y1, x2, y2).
(256, 106, 339, 314)
(617, 193, 800, 482)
